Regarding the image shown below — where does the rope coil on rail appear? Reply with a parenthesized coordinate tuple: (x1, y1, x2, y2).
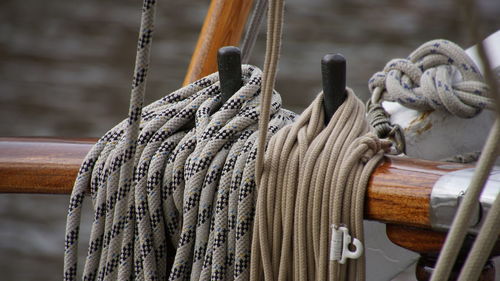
(64, 0, 500, 279)
(64, 65, 297, 280)
(250, 91, 390, 281)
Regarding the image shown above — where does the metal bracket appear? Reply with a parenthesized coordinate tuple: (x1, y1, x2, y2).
(430, 167, 500, 233)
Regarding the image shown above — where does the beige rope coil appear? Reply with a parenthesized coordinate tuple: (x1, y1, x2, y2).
(250, 90, 390, 281)
(250, 0, 391, 280)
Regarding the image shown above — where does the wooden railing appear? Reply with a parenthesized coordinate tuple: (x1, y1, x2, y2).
(0, 136, 470, 229)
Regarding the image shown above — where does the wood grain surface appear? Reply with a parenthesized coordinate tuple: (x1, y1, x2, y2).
(182, 0, 254, 85)
(0, 137, 472, 228)
(0, 137, 94, 194)
(366, 156, 470, 228)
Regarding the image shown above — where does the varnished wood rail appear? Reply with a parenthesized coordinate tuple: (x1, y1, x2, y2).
(183, 0, 254, 85)
(0, 137, 472, 229)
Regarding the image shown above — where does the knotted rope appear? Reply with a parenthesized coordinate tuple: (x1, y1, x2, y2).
(367, 39, 496, 155)
(365, 30, 500, 280)
(369, 39, 494, 118)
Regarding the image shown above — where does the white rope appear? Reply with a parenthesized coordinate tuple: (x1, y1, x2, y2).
(63, 0, 297, 279)
(369, 39, 494, 118)
(64, 64, 296, 281)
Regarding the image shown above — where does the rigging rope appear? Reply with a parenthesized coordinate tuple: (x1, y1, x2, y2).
(249, 0, 391, 280)
(64, 0, 500, 279)
(63, 0, 298, 279)
(369, 39, 494, 118)
(250, 91, 389, 281)
(367, 33, 500, 280)
(367, 39, 496, 155)
(241, 0, 267, 64)
(65, 0, 386, 279)
(64, 64, 296, 280)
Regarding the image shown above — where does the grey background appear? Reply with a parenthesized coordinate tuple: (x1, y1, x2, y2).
(1, 0, 499, 280)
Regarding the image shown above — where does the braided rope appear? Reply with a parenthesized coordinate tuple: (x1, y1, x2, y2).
(64, 64, 296, 281)
(63, 0, 297, 279)
(369, 39, 494, 118)
(62, 0, 404, 280)
(64, 0, 158, 279)
(250, 90, 389, 281)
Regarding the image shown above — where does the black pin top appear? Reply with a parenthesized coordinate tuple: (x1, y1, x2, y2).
(321, 53, 347, 124)
(217, 46, 243, 105)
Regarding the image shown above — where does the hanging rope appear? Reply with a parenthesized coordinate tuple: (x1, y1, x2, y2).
(64, 0, 159, 279)
(65, 0, 500, 280)
(249, 0, 391, 280)
(241, 0, 267, 64)
(250, 90, 389, 281)
(63, 0, 298, 279)
(64, 63, 296, 281)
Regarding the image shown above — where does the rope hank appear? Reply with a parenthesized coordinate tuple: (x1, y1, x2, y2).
(64, 64, 296, 280)
(62, 0, 392, 280)
(250, 90, 390, 281)
(369, 39, 494, 118)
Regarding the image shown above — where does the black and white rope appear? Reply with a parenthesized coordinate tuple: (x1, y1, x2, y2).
(63, 0, 297, 279)
(65, 64, 296, 281)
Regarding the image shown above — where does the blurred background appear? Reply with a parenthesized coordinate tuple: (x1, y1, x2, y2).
(0, 0, 499, 279)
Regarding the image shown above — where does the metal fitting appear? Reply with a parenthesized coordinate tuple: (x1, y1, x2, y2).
(430, 167, 500, 233)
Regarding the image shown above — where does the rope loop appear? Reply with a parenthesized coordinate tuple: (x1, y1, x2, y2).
(369, 39, 493, 118)
(366, 100, 406, 154)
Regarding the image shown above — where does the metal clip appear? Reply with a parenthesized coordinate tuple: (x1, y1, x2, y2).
(330, 225, 363, 264)
(430, 167, 500, 233)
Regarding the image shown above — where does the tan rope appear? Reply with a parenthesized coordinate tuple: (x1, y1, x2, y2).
(251, 0, 391, 279)
(457, 189, 500, 281)
(251, 90, 389, 281)
(429, 0, 500, 278)
(255, 0, 285, 181)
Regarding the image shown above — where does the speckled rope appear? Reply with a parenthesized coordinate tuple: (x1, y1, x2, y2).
(64, 0, 158, 279)
(369, 39, 494, 118)
(366, 39, 496, 155)
(64, 63, 296, 281)
(63, 0, 297, 279)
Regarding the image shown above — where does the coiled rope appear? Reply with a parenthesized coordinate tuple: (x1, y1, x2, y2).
(248, 0, 391, 280)
(63, 0, 298, 279)
(67, 0, 500, 280)
(250, 91, 389, 281)
(64, 64, 297, 280)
